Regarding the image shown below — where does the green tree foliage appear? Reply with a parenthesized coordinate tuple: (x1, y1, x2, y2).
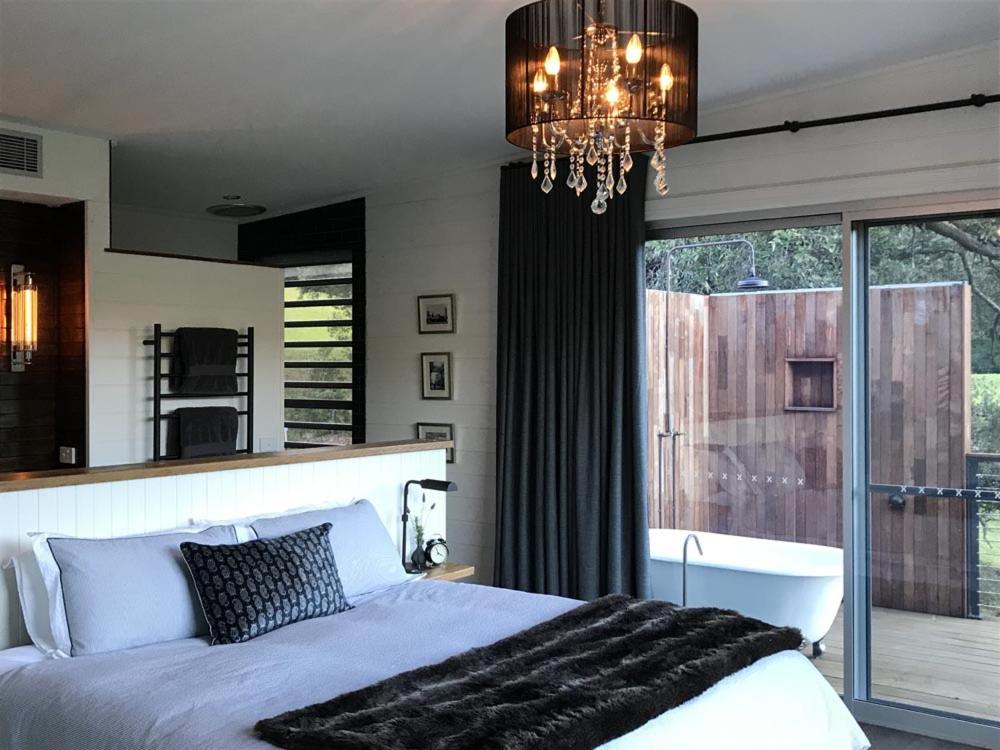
(283, 265, 355, 443)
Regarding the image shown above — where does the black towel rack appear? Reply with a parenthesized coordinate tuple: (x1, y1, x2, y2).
(143, 323, 255, 461)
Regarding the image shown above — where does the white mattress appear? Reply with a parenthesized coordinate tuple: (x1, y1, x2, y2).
(0, 581, 869, 750)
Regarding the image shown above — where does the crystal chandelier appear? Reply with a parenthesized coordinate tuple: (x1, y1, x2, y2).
(505, 0, 698, 214)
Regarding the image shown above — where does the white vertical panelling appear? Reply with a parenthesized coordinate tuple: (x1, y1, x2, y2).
(127, 481, 145, 535)
(366, 165, 499, 585)
(0, 449, 446, 649)
(110, 483, 129, 538)
(76, 486, 95, 539)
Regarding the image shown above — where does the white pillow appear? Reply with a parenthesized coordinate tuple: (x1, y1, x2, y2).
(250, 499, 412, 600)
(191, 497, 358, 531)
(9, 522, 249, 658)
(9, 551, 61, 657)
(44, 526, 240, 656)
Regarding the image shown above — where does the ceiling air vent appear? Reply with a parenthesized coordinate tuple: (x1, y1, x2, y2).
(0, 129, 42, 177)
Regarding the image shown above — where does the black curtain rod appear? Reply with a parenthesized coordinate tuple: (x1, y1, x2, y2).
(688, 92, 999, 145)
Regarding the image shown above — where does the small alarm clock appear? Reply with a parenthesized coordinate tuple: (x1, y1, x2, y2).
(423, 537, 449, 567)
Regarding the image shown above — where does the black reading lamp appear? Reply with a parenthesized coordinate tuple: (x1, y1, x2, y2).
(402, 478, 457, 572)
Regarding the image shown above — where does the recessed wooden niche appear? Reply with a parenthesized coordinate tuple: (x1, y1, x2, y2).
(785, 358, 837, 412)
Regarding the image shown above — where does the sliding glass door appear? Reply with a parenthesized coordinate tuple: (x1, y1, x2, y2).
(854, 211, 1000, 738)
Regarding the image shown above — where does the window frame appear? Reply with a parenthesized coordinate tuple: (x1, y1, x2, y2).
(283, 260, 366, 447)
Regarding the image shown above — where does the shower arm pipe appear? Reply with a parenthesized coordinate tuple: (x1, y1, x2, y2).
(667, 238, 760, 277)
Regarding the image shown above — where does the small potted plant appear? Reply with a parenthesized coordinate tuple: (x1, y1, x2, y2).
(410, 495, 437, 570)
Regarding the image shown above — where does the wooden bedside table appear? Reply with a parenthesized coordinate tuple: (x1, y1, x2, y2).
(421, 563, 476, 582)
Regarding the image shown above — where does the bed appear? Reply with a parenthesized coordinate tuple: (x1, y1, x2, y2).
(0, 579, 868, 750)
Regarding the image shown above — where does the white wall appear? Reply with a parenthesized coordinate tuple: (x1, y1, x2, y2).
(646, 43, 1000, 222)
(0, 120, 284, 467)
(88, 250, 284, 465)
(111, 204, 238, 260)
(365, 44, 1000, 587)
(366, 166, 499, 583)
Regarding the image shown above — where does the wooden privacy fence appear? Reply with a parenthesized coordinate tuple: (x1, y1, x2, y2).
(646, 282, 971, 617)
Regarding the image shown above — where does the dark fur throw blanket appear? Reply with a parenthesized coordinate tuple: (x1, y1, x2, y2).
(256, 594, 802, 750)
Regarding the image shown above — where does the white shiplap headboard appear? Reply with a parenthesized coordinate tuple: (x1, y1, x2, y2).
(0, 448, 447, 650)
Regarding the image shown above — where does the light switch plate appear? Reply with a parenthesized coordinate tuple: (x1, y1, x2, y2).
(58, 446, 77, 465)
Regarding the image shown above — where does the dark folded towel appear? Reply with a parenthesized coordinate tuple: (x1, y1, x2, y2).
(176, 407, 239, 458)
(170, 327, 239, 395)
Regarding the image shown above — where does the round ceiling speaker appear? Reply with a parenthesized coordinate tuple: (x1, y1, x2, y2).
(205, 203, 266, 218)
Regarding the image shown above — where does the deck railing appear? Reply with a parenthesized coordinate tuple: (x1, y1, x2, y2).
(965, 453, 1000, 618)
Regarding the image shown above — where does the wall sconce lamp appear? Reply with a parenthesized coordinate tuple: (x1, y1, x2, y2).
(402, 478, 457, 571)
(11, 265, 38, 372)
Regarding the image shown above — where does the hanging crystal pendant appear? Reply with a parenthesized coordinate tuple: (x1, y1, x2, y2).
(541, 175, 554, 193)
(531, 158, 539, 180)
(586, 143, 599, 165)
(566, 170, 577, 189)
(576, 170, 587, 195)
(654, 171, 669, 196)
(622, 151, 633, 172)
(616, 173, 627, 195)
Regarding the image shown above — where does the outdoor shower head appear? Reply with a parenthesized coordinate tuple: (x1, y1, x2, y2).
(736, 240, 770, 291)
(736, 274, 770, 290)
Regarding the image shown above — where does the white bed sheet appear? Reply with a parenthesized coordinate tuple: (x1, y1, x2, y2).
(0, 581, 868, 750)
(0, 645, 44, 672)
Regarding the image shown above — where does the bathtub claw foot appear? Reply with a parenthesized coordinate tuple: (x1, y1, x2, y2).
(811, 640, 825, 659)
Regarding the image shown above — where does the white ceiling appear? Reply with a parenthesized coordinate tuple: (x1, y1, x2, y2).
(0, 0, 998, 218)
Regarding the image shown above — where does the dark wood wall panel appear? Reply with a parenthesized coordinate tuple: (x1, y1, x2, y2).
(0, 199, 87, 471)
(868, 283, 970, 617)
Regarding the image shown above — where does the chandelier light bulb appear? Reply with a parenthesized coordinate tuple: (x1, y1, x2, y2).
(659, 62, 675, 92)
(544, 46, 561, 76)
(625, 33, 643, 64)
(533, 69, 549, 94)
(605, 81, 621, 105)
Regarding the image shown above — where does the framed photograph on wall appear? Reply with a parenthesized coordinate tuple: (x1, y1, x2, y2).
(420, 352, 453, 400)
(417, 422, 455, 463)
(417, 294, 456, 334)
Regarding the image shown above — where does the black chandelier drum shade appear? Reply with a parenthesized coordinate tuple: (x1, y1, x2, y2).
(505, 0, 698, 153)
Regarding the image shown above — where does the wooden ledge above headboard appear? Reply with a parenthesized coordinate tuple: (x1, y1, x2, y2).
(0, 440, 453, 493)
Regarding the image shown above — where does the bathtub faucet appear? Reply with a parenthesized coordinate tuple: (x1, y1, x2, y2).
(682, 533, 703, 607)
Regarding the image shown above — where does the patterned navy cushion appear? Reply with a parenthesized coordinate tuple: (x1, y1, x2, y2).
(180, 523, 351, 645)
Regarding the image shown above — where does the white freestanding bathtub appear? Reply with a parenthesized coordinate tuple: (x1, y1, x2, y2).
(649, 529, 843, 651)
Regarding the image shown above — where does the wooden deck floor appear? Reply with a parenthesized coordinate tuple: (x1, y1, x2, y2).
(815, 607, 1000, 721)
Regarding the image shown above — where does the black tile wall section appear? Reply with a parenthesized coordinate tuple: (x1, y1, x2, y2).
(0, 198, 87, 471)
(237, 198, 365, 264)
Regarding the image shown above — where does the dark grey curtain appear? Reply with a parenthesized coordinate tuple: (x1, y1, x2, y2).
(494, 158, 650, 600)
